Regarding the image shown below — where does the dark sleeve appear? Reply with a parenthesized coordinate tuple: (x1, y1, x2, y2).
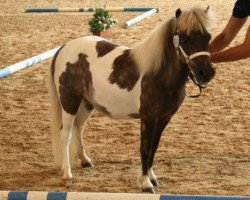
(232, 0, 250, 18)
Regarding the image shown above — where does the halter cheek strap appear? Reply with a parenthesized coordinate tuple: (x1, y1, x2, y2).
(173, 34, 210, 64)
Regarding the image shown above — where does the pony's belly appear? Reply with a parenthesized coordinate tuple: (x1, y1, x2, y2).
(91, 71, 141, 119)
(93, 85, 141, 119)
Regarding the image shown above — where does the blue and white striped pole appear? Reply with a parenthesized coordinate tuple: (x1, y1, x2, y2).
(0, 47, 60, 79)
(25, 7, 160, 13)
(125, 8, 157, 27)
(1, 191, 249, 200)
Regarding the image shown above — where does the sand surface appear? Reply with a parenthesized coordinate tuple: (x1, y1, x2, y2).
(0, 0, 249, 195)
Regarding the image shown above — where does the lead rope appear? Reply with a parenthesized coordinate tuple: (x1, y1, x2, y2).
(185, 73, 206, 98)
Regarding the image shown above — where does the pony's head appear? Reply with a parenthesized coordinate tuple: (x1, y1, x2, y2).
(173, 6, 215, 85)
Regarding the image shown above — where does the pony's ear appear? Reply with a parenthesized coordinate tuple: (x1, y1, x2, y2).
(175, 8, 182, 18)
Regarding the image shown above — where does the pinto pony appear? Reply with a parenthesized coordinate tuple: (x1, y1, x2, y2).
(49, 6, 215, 193)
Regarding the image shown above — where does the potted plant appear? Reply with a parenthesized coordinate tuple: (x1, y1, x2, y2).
(89, 7, 118, 37)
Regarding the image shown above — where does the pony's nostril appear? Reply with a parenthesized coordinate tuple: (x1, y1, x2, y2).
(198, 70, 204, 77)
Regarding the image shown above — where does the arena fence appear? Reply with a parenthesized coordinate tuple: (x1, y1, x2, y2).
(1, 191, 249, 200)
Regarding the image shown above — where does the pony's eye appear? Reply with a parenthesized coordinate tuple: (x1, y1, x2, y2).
(181, 39, 188, 44)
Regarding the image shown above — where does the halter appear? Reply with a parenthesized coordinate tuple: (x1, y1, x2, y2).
(173, 33, 213, 98)
(173, 34, 210, 65)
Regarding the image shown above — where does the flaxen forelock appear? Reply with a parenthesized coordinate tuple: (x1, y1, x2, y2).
(174, 6, 215, 35)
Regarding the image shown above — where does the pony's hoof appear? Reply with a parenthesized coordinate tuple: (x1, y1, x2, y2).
(81, 162, 94, 168)
(62, 178, 73, 188)
(150, 179, 160, 187)
(142, 187, 155, 194)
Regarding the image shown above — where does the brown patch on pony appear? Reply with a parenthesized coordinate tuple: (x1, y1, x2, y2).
(59, 53, 93, 115)
(96, 40, 118, 57)
(83, 97, 94, 111)
(139, 65, 188, 121)
(94, 103, 111, 116)
(108, 49, 140, 91)
(51, 45, 64, 80)
(128, 113, 140, 119)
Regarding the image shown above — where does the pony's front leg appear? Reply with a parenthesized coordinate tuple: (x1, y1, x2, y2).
(139, 118, 155, 193)
(139, 117, 169, 193)
(148, 118, 170, 187)
(60, 112, 75, 187)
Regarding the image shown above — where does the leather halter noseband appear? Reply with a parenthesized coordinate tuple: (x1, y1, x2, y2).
(173, 33, 213, 98)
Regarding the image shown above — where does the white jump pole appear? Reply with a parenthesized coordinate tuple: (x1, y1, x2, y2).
(0, 47, 60, 79)
(1, 191, 249, 200)
(124, 8, 157, 27)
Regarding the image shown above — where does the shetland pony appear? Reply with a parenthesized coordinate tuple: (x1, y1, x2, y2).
(49, 6, 215, 193)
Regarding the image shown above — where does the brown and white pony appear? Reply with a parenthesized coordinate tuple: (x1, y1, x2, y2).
(49, 6, 215, 193)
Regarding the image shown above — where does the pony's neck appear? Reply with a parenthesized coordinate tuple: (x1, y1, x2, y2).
(131, 17, 189, 89)
(131, 18, 175, 74)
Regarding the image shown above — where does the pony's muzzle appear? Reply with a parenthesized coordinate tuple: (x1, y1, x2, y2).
(189, 59, 216, 85)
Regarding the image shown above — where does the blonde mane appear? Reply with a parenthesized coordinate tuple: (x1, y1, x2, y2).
(175, 6, 215, 35)
(132, 6, 215, 74)
(131, 19, 172, 74)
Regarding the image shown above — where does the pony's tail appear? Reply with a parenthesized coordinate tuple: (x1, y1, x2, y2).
(49, 49, 63, 169)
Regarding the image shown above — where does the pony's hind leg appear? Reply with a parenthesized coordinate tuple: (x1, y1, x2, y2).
(72, 99, 94, 168)
(61, 99, 93, 187)
(60, 112, 75, 187)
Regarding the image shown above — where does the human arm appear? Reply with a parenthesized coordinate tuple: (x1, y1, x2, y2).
(210, 24, 250, 63)
(209, 16, 247, 53)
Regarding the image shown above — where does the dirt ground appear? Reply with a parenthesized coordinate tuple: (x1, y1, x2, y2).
(0, 0, 249, 196)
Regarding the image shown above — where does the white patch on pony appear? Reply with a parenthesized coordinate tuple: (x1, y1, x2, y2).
(148, 168, 157, 181)
(140, 175, 154, 189)
(80, 151, 92, 166)
(89, 44, 141, 119)
(91, 59, 141, 118)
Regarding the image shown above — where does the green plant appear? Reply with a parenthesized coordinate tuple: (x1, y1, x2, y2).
(89, 8, 117, 32)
